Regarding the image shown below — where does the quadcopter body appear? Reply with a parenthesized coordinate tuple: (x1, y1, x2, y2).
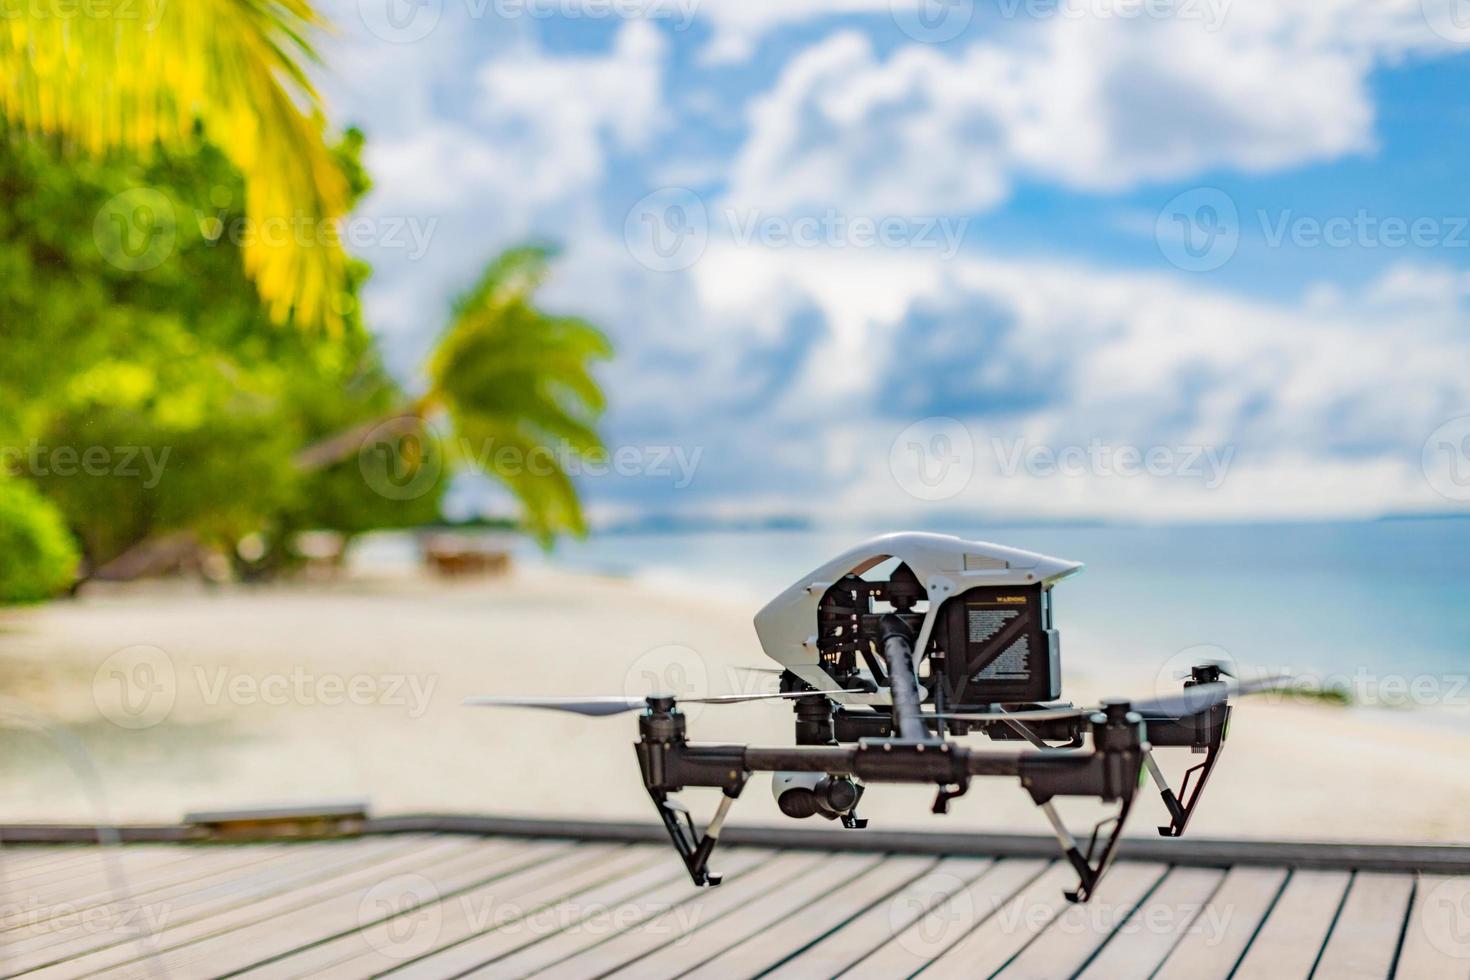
(470, 532, 1282, 903)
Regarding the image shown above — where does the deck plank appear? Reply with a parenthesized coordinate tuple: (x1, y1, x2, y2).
(11, 836, 497, 979)
(918, 862, 1076, 979)
(94, 839, 571, 980)
(0, 838, 430, 977)
(615, 851, 886, 978)
(1395, 875, 1470, 978)
(1314, 872, 1415, 980)
(380, 847, 694, 979)
(1232, 869, 1352, 980)
(1151, 866, 1288, 980)
(678, 855, 939, 980)
(237, 843, 634, 978)
(531, 849, 832, 978)
(457, 848, 775, 979)
(1075, 867, 1225, 980)
(843, 859, 1049, 979)
(763, 857, 993, 979)
(989, 861, 1168, 980)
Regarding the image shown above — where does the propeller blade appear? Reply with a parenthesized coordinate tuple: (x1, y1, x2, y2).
(462, 688, 848, 717)
(462, 696, 647, 716)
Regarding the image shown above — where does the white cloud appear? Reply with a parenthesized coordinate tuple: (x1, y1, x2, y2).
(725, 3, 1455, 215)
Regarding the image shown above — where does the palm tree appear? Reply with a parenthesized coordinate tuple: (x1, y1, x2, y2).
(0, 0, 348, 329)
(298, 245, 613, 544)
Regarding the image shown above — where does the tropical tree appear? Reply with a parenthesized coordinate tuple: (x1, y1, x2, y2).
(300, 246, 613, 545)
(0, 0, 349, 329)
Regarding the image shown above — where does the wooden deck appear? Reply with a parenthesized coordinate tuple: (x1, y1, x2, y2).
(2, 819, 1468, 978)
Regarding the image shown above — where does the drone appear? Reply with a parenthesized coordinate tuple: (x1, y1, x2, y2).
(468, 533, 1286, 903)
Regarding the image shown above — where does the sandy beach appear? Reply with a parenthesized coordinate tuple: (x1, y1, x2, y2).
(2, 567, 1468, 845)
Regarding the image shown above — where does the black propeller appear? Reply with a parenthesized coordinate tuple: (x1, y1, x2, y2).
(463, 688, 846, 718)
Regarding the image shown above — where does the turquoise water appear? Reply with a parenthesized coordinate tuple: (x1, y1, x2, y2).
(531, 518, 1470, 684)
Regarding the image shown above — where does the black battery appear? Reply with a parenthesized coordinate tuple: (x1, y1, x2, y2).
(937, 584, 1060, 706)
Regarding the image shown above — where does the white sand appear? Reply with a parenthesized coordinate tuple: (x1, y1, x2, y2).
(2, 569, 1468, 843)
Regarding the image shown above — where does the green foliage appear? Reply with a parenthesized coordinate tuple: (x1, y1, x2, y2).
(0, 129, 442, 579)
(0, 478, 79, 603)
(428, 245, 613, 545)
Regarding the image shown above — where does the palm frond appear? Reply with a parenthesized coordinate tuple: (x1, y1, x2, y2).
(429, 245, 612, 542)
(0, 0, 349, 329)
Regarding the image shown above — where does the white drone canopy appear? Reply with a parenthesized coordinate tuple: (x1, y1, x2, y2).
(753, 532, 1083, 704)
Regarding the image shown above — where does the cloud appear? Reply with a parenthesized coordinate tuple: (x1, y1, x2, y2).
(724, 5, 1455, 215)
(583, 242, 1470, 519)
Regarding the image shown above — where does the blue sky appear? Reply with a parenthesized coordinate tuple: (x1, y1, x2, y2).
(320, 0, 1470, 524)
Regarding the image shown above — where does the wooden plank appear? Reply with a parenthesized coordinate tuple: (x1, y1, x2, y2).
(621, 852, 886, 979)
(458, 848, 774, 979)
(1314, 872, 1415, 980)
(680, 855, 939, 980)
(234, 843, 633, 978)
(532, 849, 832, 979)
(0, 845, 297, 958)
(1152, 866, 1288, 980)
(764, 857, 992, 979)
(919, 862, 1076, 979)
(1075, 867, 1225, 979)
(1232, 869, 1352, 980)
(90, 839, 571, 979)
(379, 848, 696, 979)
(1395, 875, 1470, 978)
(13, 836, 495, 978)
(990, 862, 1168, 980)
(0, 838, 428, 976)
(844, 859, 1049, 979)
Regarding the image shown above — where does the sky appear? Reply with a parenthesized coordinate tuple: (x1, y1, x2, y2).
(318, 0, 1470, 526)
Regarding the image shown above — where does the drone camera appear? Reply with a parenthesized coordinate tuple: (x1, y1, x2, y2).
(773, 772, 862, 821)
